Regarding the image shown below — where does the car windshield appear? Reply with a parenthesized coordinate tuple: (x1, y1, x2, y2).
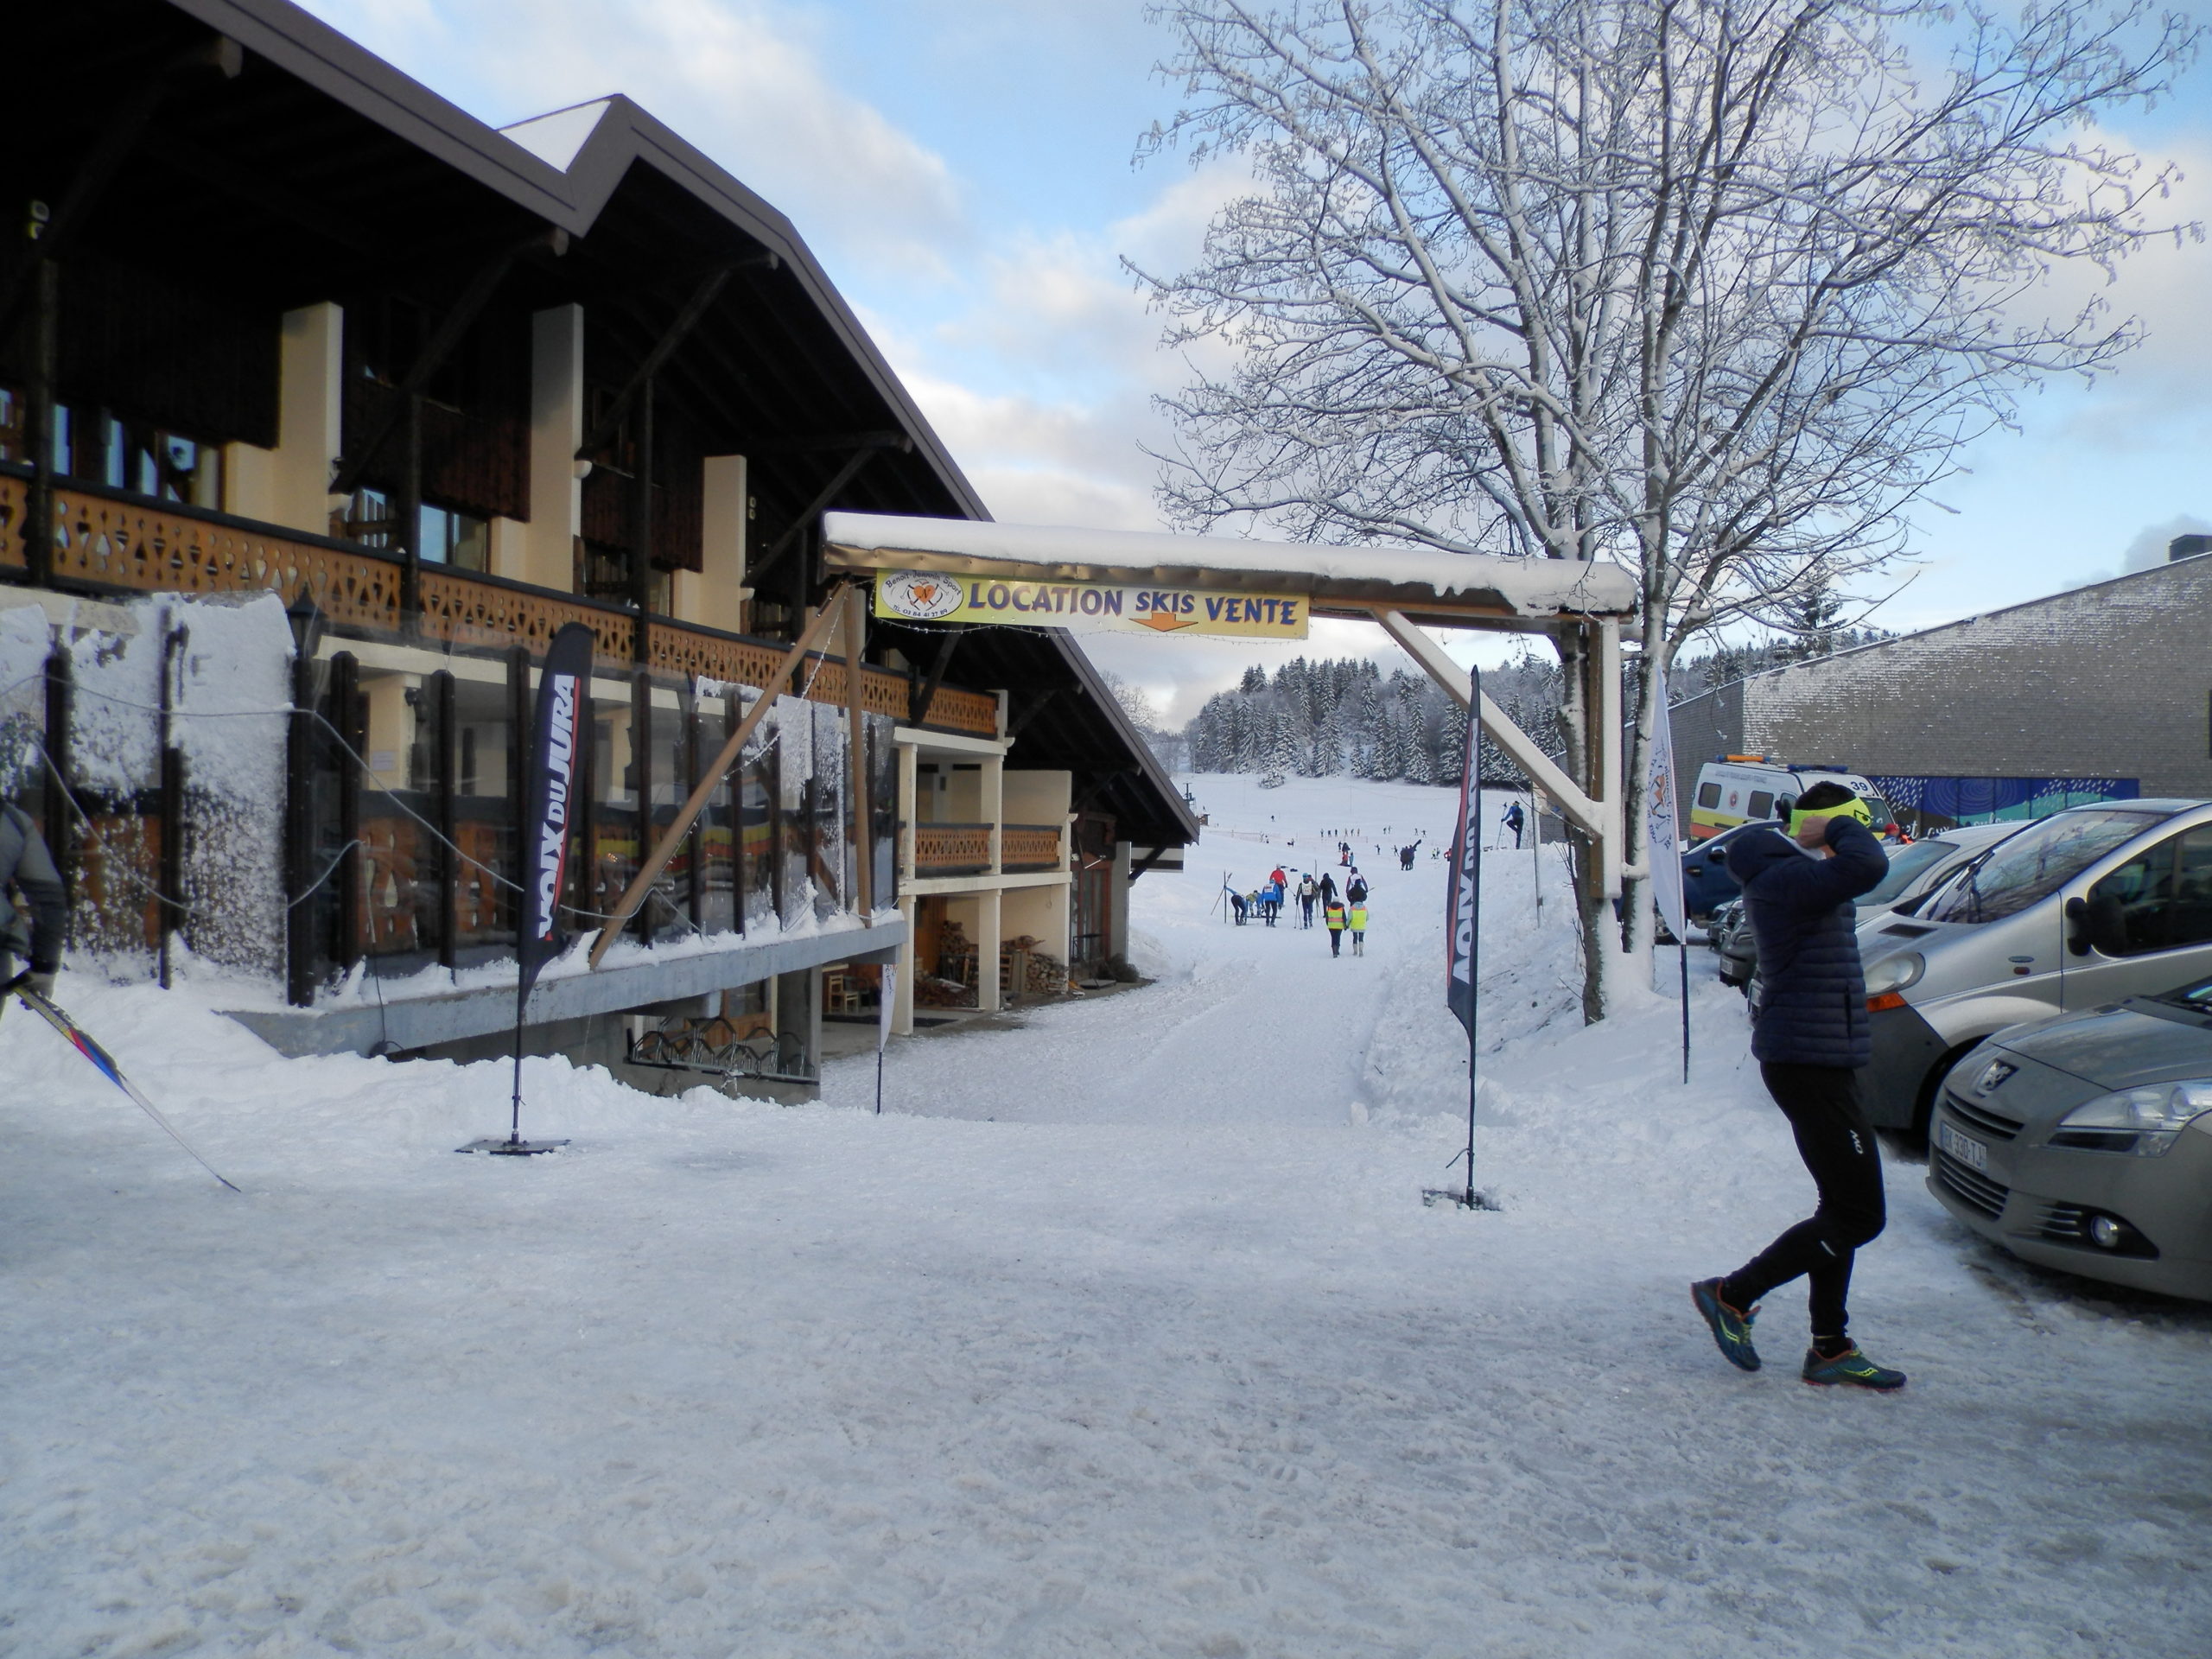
(2154, 975, 2212, 1013)
(1859, 839, 1954, 908)
(1922, 809, 2165, 925)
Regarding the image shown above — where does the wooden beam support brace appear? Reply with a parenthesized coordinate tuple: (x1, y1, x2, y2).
(907, 624, 965, 727)
(748, 446, 883, 584)
(588, 598, 847, 968)
(331, 233, 556, 499)
(575, 264, 734, 462)
(1373, 607, 1605, 841)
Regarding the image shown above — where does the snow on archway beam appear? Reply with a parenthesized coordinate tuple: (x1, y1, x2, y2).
(822, 512, 1638, 635)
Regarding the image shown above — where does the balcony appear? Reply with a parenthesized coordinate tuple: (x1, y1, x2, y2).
(0, 466, 1000, 737)
(909, 823, 1064, 877)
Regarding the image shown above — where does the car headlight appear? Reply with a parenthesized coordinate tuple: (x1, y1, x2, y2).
(1864, 952, 1923, 1005)
(2053, 1079, 2212, 1156)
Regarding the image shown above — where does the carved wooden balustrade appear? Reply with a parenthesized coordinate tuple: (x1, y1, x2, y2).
(0, 470, 998, 736)
(1001, 824, 1065, 871)
(912, 823, 995, 874)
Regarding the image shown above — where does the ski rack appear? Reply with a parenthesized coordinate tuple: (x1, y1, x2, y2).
(625, 1026, 818, 1089)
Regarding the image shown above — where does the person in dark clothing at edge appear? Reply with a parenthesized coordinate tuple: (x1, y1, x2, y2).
(1691, 782, 1907, 1391)
(1, 798, 67, 1004)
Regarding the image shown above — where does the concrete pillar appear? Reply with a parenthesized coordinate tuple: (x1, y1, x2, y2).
(983, 754, 1004, 875)
(362, 672, 419, 792)
(527, 305, 585, 593)
(774, 965, 823, 1090)
(690, 454, 750, 633)
(977, 888, 1002, 1013)
(486, 516, 531, 583)
(225, 302, 343, 534)
(894, 895, 916, 1036)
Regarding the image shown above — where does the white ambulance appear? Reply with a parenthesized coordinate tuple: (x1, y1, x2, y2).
(1688, 756, 1896, 842)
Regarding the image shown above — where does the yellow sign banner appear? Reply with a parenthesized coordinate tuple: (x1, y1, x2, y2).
(873, 569, 1308, 639)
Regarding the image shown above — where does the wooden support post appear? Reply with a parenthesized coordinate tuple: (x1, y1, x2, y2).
(631, 669, 654, 939)
(432, 669, 457, 970)
(284, 645, 317, 1007)
(24, 258, 58, 587)
(686, 698, 706, 934)
(398, 391, 423, 634)
(331, 651, 363, 974)
(158, 620, 188, 988)
(505, 645, 530, 941)
(629, 376, 656, 662)
(843, 581, 873, 923)
(41, 642, 73, 925)
(588, 598, 845, 968)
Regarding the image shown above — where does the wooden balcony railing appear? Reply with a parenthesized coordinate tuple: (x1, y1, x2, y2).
(908, 823, 1064, 877)
(1001, 824, 1064, 870)
(0, 469, 1000, 738)
(913, 823, 994, 874)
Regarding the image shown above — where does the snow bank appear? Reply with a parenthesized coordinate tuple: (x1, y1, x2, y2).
(3, 772, 2206, 1657)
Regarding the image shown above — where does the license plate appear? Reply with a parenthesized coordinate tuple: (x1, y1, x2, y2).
(1937, 1121, 1987, 1172)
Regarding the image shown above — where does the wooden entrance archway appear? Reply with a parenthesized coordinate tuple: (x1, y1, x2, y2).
(822, 512, 1642, 899)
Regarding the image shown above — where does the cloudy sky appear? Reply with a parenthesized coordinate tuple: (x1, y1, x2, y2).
(302, 0, 2211, 725)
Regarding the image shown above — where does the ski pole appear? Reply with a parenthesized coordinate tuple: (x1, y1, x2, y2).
(3, 974, 243, 1192)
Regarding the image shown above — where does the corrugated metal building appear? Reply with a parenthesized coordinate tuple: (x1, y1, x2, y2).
(1669, 546, 2212, 828)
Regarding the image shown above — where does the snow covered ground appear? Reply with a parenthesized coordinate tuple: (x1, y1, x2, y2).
(3, 772, 2207, 1657)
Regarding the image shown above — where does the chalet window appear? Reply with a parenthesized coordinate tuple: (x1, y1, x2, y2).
(419, 503, 489, 571)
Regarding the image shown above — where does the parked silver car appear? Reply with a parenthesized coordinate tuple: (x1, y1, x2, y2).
(1713, 822, 2021, 994)
(1928, 972, 2212, 1300)
(1859, 800, 2212, 1134)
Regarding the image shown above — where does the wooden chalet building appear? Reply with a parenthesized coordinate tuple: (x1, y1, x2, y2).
(0, 0, 1192, 1090)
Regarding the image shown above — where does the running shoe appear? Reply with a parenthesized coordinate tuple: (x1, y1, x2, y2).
(1800, 1345, 1907, 1391)
(1690, 1278, 1761, 1372)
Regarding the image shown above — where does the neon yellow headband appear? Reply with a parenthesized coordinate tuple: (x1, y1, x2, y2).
(1789, 796, 1874, 836)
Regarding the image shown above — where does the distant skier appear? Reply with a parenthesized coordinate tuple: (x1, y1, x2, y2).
(1691, 783, 1904, 1391)
(1323, 897, 1348, 957)
(1348, 900, 1369, 957)
(1398, 841, 1421, 870)
(1298, 874, 1317, 928)
(1504, 800, 1527, 849)
(0, 798, 67, 1003)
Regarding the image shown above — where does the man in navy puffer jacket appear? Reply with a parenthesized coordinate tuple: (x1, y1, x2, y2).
(1689, 783, 1910, 1390)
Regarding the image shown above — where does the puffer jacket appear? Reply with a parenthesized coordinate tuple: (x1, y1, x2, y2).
(1726, 816, 1888, 1066)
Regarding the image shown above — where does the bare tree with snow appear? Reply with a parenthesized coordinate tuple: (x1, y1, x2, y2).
(1135, 0, 2198, 1018)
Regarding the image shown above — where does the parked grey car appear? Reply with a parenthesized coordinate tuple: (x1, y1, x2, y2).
(1712, 822, 2020, 994)
(1859, 800, 2212, 1134)
(1928, 972, 2212, 1300)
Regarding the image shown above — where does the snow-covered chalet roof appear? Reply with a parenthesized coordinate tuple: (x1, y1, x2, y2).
(822, 512, 1638, 630)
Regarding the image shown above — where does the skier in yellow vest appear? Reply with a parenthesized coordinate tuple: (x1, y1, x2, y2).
(1348, 899, 1369, 957)
(1323, 897, 1347, 957)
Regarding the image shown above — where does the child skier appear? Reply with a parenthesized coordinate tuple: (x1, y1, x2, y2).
(1323, 897, 1348, 957)
(1348, 900, 1369, 957)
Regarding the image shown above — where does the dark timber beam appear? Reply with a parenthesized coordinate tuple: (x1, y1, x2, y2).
(758, 430, 913, 456)
(747, 446, 887, 587)
(575, 264, 745, 463)
(906, 626, 967, 727)
(1007, 688, 1061, 742)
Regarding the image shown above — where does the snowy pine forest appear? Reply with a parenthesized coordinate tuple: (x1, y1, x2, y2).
(1180, 653, 1565, 785)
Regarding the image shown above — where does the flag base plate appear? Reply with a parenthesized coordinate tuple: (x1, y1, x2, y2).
(455, 1138, 570, 1156)
(1422, 1186, 1502, 1211)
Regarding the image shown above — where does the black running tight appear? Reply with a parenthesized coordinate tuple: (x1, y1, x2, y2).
(1721, 1063, 1885, 1339)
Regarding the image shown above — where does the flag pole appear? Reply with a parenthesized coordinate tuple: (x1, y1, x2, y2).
(1465, 673, 1481, 1207)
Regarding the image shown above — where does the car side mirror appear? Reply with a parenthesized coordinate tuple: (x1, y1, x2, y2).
(2065, 896, 2093, 957)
